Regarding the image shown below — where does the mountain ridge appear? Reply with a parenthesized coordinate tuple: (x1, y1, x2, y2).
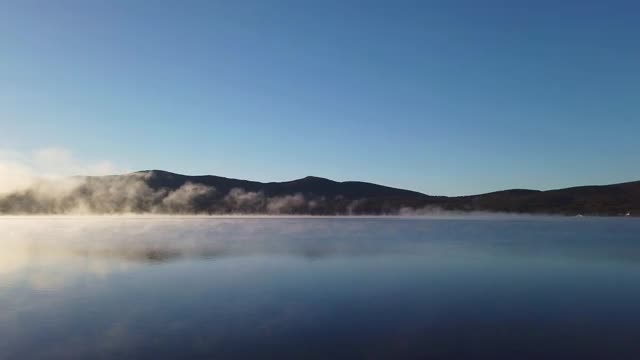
(1, 170, 638, 216)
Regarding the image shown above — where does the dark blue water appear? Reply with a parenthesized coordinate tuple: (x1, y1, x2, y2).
(1, 216, 640, 359)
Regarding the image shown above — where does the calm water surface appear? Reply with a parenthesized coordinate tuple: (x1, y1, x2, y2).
(1, 216, 640, 359)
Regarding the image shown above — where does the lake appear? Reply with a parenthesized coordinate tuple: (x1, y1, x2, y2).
(1, 216, 640, 359)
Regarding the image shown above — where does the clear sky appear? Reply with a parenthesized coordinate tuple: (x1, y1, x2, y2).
(1, 0, 638, 195)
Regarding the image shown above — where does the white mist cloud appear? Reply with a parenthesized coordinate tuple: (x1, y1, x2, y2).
(224, 188, 266, 212)
(0, 147, 127, 195)
(0, 149, 220, 214)
(0, 158, 35, 195)
(1, 148, 468, 216)
(267, 193, 306, 214)
(346, 199, 366, 215)
(162, 182, 216, 213)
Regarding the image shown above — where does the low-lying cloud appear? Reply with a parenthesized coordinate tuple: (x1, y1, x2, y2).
(0, 147, 122, 195)
(0, 148, 209, 214)
(0, 147, 322, 214)
(0, 147, 533, 216)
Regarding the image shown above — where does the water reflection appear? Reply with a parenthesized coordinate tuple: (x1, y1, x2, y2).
(2, 216, 640, 266)
(1, 217, 640, 359)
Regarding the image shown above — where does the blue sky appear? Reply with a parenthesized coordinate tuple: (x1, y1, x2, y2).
(1, 0, 638, 195)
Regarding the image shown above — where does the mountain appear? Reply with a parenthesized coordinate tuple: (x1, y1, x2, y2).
(450, 181, 640, 216)
(141, 170, 426, 199)
(0, 169, 638, 216)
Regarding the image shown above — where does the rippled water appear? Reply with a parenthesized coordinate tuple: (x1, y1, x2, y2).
(1, 216, 640, 359)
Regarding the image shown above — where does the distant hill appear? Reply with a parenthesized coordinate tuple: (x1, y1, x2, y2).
(449, 181, 640, 216)
(140, 170, 426, 199)
(0, 169, 638, 216)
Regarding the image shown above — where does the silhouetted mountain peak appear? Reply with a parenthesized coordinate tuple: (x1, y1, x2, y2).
(293, 176, 335, 183)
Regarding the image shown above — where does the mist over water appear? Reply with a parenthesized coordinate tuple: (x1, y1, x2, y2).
(0, 147, 542, 216)
(0, 148, 317, 215)
(2, 217, 640, 359)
